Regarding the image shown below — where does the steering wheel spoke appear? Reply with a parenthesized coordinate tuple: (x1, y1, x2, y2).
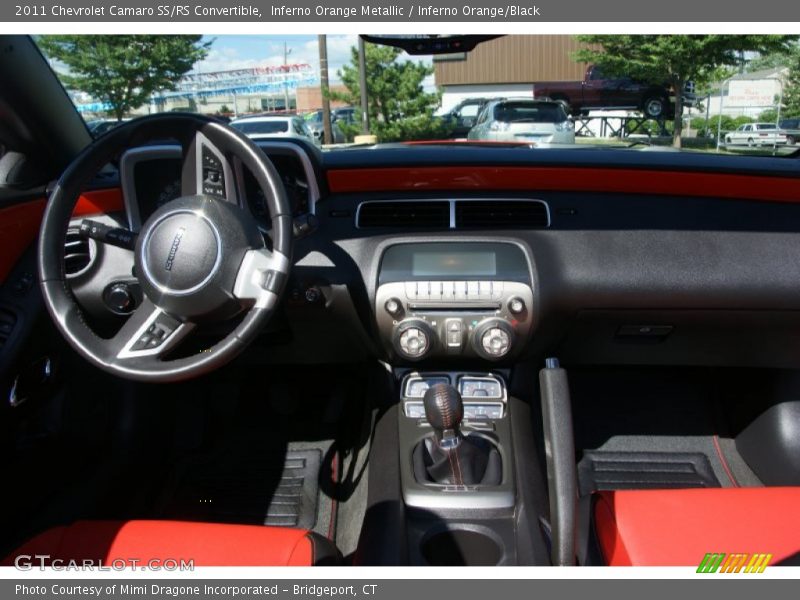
(233, 247, 291, 310)
(181, 130, 236, 200)
(110, 298, 195, 362)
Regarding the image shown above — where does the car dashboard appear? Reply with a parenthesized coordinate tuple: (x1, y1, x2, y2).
(67, 138, 800, 371)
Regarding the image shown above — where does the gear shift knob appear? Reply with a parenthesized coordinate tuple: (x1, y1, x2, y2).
(423, 383, 464, 438)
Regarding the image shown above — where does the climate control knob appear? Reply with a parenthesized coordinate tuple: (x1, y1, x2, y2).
(472, 318, 514, 360)
(393, 319, 435, 361)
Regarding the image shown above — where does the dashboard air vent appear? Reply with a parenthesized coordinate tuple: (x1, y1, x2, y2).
(64, 228, 94, 276)
(455, 200, 549, 229)
(0, 307, 17, 350)
(357, 201, 450, 228)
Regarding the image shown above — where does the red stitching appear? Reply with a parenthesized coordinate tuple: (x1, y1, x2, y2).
(327, 452, 339, 541)
(445, 446, 460, 485)
(712, 435, 739, 487)
(452, 445, 464, 486)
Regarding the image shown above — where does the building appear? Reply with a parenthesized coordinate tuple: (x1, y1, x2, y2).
(434, 35, 590, 113)
(295, 85, 349, 113)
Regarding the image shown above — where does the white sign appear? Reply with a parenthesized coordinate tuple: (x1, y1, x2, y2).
(727, 79, 778, 108)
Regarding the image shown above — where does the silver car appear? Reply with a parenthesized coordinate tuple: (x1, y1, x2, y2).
(468, 99, 575, 145)
(229, 115, 321, 147)
(725, 123, 788, 147)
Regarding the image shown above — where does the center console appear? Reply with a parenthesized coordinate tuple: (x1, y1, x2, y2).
(367, 241, 546, 565)
(396, 370, 521, 565)
(374, 242, 535, 362)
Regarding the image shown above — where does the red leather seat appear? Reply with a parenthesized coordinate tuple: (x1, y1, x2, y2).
(2, 520, 339, 567)
(594, 487, 800, 566)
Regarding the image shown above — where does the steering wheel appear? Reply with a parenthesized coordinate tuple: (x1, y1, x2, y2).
(38, 114, 293, 382)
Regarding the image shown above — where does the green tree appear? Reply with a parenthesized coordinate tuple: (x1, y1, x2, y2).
(574, 35, 798, 147)
(38, 35, 211, 121)
(783, 48, 800, 117)
(331, 42, 451, 142)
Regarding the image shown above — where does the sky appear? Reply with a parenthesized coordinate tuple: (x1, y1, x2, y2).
(193, 35, 435, 89)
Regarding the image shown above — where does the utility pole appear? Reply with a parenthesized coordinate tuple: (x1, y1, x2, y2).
(358, 36, 370, 134)
(283, 41, 292, 112)
(318, 35, 333, 145)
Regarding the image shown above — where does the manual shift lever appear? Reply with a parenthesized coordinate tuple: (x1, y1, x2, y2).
(423, 383, 464, 447)
(415, 383, 502, 486)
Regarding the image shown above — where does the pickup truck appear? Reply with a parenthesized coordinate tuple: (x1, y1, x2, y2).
(779, 118, 800, 145)
(533, 65, 694, 119)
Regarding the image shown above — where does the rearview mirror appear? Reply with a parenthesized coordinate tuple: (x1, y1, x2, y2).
(359, 35, 502, 55)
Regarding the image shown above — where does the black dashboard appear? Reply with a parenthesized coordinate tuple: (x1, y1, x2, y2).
(66, 138, 800, 371)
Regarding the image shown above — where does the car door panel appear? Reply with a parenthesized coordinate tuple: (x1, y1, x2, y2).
(0, 187, 123, 284)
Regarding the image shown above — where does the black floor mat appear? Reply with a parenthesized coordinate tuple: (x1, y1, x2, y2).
(159, 446, 323, 530)
(578, 450, 721, 496)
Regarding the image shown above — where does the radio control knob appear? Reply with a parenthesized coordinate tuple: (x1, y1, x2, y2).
(472, 318, 514, 360)
(508, 297, 526, 314)
(385, 297, 403, 317)
(393, 319, 435, 361)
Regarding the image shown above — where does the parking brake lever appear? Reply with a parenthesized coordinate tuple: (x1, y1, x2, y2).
(539, 357, 577, 566)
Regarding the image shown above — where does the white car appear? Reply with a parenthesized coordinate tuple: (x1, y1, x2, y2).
(229, 115, 320, 147)
(725, 123, 788, 147)
(467, 99, 575, 145)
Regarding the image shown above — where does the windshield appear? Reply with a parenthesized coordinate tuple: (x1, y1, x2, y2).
(230, 120, 289, 134)
(494, 102, 568, 123)
(36, 34, 800, 155)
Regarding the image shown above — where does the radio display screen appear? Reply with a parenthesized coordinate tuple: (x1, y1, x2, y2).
(412, 251, 497, 277)
(379, 242, 530, 284)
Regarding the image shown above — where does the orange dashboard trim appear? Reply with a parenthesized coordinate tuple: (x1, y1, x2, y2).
(0, 187, 124, 284)
(326, 166, 800, 204)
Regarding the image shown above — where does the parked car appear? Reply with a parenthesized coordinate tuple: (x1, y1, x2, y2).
(332, 106, 356, 124)
(532, 64, 695, 119)
(229, 115, 320, 147)
(467, 98, 575, 144)
(304, 110, 345, 144)
(724, 123, 788, 147)
(439, 98, 492, 138)
(779, 118, 800, 145)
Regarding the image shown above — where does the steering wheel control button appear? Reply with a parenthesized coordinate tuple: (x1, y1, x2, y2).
(201, 147, 226, 197)
(130, 313, 179, 352)
(508, 297, 526, 314)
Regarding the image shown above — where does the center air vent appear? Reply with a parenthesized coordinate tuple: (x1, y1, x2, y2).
(64, 228, 95, 276)
(455, 200, 549, 228)
(357, 201, 450, 228)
